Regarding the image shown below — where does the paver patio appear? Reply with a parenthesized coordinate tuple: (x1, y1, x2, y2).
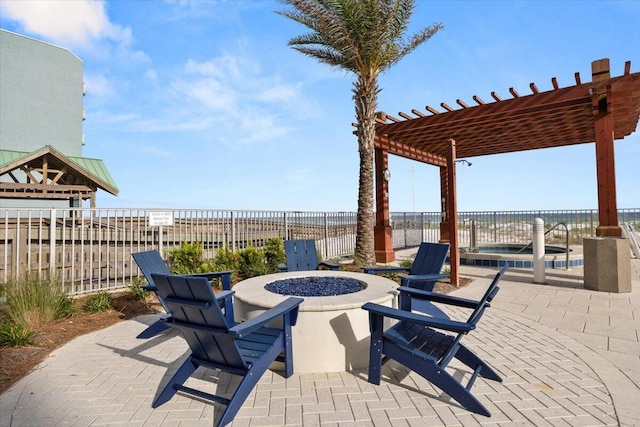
(1, 256, 638, 426)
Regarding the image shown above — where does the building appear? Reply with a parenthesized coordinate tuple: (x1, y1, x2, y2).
(0, 29, 117, 208)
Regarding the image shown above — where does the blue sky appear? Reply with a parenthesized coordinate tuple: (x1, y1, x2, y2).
(1, 0, 639, 212)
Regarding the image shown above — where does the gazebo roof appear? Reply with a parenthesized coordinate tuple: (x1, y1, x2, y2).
(374, 60, 640, 166)
(0, 145, 118, 200)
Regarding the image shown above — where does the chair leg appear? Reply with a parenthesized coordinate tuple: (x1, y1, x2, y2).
(218, 341, 283, 426)
(136, 319, 170, 339)
(152, 357, 198, 408)
(367, 319, 384, 385)
(282, 313, 294, 378)
(422, 363, 492, 417)
(455, 344, 502, 382)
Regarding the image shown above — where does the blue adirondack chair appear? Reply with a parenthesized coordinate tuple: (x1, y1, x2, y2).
(364, 242, 450, 317)
(364, 242, 450, 290)
(132, 250, 234, 338)
(151, 273, 303, 427)
(362, 266, 507, 417)
(279, 239, 341, 272)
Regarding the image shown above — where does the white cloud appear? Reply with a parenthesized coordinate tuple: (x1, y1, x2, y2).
(173, 78, 237, 111)
(0, 0, 131, 49)
(258, 84, 302, 103)
(84, 73, 115, 98)
(145, 69, 158, 82)
(236, 112, 291, 145)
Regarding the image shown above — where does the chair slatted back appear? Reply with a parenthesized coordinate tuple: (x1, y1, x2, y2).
(434, 266, 506, 367)
(465, 266, 506, 327)
(151, 273, 247, 371)
(132, 250, 170, 285)
(284, 239, 319, 271)
(409, 242, 450, 276)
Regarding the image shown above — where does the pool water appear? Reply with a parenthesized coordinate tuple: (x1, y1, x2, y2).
(476, 244, 568, 255)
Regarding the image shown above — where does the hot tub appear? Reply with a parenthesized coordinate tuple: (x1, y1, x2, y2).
(459, 243, 584, 269)
(232, 270, 398, 373)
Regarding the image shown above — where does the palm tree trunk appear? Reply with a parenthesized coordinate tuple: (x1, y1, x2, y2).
(353, 74, 378, 266)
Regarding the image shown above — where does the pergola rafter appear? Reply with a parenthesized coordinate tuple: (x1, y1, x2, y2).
(372, 58, 640, 286)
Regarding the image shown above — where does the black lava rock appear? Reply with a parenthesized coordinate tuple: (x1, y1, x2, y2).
(265, 276, 365, 297)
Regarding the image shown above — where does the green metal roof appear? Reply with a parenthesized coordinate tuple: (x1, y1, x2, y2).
(0, 147, 118, 195)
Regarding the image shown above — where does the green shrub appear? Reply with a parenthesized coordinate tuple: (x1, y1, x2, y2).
(85, 291, 113, 313)
(212, 246, 240, 272)
(127, 277, 150, 301)
(238, 246, 269, 278)
(0, 321, 35, 346)
(442, 266, 451, 277)
(264, 238, 285, 273)
(1, 273, 73, 328)
(399, 258, 414, 268)
(166, 241, 206, 274)
(381, 272, 401, 282)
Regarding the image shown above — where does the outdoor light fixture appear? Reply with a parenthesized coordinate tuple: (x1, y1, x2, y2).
(382, 168, 391, 181)
(455, 159, 472, 167)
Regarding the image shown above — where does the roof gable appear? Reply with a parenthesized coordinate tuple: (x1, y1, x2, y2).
(0, 145, 118, 197)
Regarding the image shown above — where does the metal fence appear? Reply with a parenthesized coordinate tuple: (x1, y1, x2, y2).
(1, 207, 638, 295)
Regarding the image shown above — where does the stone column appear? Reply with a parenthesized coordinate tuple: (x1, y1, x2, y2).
(583, 237, 631, 293)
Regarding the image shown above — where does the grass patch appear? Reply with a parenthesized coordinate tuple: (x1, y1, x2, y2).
(0, 322, 35, 346)
(1, 273, 73, 329)
(126, 277, 150, 301)
(84, 291, 113, 313)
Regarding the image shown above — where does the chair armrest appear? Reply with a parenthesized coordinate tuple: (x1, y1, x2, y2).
(363, 266, 411, 274)
(362, 302, 474, 333)
(319, 261, 341, 270)
(185, 270, 233, 279)
(183, 270, 234, 291)
(142, 283, 157, 292)
(229, 297, 304, 337)
(401, 273, 448, 284)
(397, 286, 480, 309)
(214, 290, 235, 302)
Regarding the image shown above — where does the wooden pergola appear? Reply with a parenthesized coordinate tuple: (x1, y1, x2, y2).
(373, 58, 640, 286)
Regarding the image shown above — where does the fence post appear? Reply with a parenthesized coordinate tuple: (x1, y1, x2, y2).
(49, 209, 56, 275)
(323, 212, 329, 258)
(283, 212, 288, 239)
(403, 212, 407, 248)
(231, 211, 236, 251)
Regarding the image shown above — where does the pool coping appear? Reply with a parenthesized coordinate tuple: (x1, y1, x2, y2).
(458, 243, 584, 269)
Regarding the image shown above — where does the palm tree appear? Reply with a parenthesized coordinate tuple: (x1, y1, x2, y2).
(277, 0, 443, 266)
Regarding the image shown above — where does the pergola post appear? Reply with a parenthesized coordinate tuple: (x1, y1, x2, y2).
(374, 148, 395, 263)
(583, 59, 630, 293)
(591, 59, 621, 237)
(438, 167, 449, 242)
(446, 139, 459, 287)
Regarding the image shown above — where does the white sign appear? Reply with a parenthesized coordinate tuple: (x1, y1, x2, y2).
(149, 211, 174, 227)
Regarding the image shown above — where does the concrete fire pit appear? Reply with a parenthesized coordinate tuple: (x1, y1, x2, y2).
(232, 270, 398, 373)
